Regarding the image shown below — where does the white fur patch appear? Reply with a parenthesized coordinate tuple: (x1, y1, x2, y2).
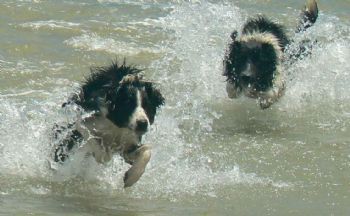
(128, 90, 150, 131)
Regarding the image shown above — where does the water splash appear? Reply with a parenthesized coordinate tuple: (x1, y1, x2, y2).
(282, 14, 350, 111)
(64, 33, 161, 56)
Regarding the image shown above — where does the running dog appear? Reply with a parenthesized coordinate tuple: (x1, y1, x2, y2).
(223, 0, 318, 109)
(52, 61, 165, 187)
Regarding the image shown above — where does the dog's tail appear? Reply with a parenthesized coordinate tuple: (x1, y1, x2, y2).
(296, 0, 318, 33)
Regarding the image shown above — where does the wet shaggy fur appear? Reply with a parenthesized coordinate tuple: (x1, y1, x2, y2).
(223, 0, 318, 109)
(52, 61, 165, 187)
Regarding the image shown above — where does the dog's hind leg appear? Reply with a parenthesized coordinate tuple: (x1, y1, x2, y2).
(123, 145, 151, 188)
(53, 124, 83, 163)
(286, 0, 319, 64)
(75, 136, 113, 164)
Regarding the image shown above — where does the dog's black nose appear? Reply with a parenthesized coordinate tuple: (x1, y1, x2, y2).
(136, 119, 148, 132)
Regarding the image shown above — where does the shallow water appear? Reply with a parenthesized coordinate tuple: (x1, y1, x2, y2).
(1, 0, 350, 215)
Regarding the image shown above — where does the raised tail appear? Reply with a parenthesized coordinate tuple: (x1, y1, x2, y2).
(296, 0, 318, 33)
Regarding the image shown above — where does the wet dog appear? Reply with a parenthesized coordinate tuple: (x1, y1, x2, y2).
(52, 61, 165, 187)
(223, 0, 318, 109)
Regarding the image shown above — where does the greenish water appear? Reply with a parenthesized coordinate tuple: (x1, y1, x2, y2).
(1, 0, 350, 215)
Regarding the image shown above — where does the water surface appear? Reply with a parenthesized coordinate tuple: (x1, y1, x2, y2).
(1, 0, 350, 215)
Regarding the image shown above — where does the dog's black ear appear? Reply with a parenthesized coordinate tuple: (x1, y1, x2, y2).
(223, 40, 246, 86)
(144, 84, 165, 124)
(146, 84, 165, 109)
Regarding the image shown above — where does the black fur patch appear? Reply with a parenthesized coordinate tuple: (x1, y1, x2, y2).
(106, 82, 138, 127)
(53, 123, 83, 163)
(143, 83, 165, 124)
(249, 42, 278, 91)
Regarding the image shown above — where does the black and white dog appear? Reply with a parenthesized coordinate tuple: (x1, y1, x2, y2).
(223, 0, 318, 109)
(52, 61, 165, 187)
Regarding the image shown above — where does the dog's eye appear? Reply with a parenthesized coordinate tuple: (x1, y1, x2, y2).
(120, 97, 133, 107)
(250, 48, 261, 59)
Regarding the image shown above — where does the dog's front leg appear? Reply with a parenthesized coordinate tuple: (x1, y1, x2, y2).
(123, 144, 151, 188)
(81, 137, 112, 164)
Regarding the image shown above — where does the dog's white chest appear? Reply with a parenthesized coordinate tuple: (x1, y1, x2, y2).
(83, 116, 139, 151)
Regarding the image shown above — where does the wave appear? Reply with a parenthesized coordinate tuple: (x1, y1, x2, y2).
(64, 32, 163, 56)
(19, 20, 81, 30)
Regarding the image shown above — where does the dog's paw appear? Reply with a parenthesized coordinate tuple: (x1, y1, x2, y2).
(259, 98, 273, 109)
(123, 166, 145, 188)
(123, 145, 151, 188)
(226, 82, 241, 98)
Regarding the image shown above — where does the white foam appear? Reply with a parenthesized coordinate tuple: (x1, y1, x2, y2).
(64, 33, 161, 55)
(19, 20, 81, 30)
(280, 15, 350, 111)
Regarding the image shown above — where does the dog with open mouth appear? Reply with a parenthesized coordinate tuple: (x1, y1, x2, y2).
(52, 61, 165, 187)
(223, 0, 319, 109)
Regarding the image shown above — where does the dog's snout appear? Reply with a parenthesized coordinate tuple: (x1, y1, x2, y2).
(136, 119, 148, 132)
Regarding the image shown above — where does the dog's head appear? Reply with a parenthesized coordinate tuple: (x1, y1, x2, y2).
(105, 74, 165, 135)
(223, 31, 282, 96)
